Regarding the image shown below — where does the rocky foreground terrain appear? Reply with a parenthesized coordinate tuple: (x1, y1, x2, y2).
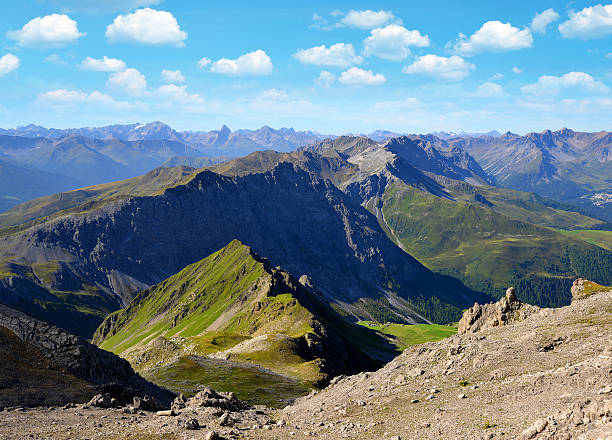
(2, 284, 612, 439)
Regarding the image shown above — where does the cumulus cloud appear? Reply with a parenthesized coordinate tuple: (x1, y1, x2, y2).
(294, 43, 363, 68)
(259, 89, 289, 100)
(80, 56, 126, 72)
(513, 66, 523, 74)
(0, 54, 20, 76)
(210, 50, 273, 75)
(531, 8, 560, 34)
(339, 67, 386, 85)
(362, 24, 430, 61)
(106, 8, 187, 46)
(491, 72, 504, 80)
(315, 71, 336, 88)
(558, 4, 612, 39)
(402, 54, 475, 81)
(451, 21, 533, 56)
(476, 82, 504, 97)
(155, 84, 203, 104)
(521, 72, 610, 96)
(161, 69, 185, 83)
(197, 57, 212, 69)
(6, 14, 85, 48)
(107, 68, 148, 96)
(340, 9, 398, 29)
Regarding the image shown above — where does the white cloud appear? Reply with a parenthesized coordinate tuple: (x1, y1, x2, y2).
(373, 97, 421, 110)
(210, 50, 273, 75)
(607, 52, 612, 59)
(402, 54, 475, 81)
(476, 82, 504, 97)
(37, 89, 137, 110)
(340, 9, 398, 29)
(259, 88, 289, 100)
(521, 71, 610, 96)
(0, 54, 20, 76)
(451, 21, 533, 56)
(161, 69, 185, 83)
(107, 68, 148, 96)
(6, 14, 85, 48)
(491, 72, 504, 80)
(155, 84, 203, 104)
(531, 8, 560, 34)
(362, 24, 430, 61)
(45, 0, 163, 12)
(512, 66, 523, 74)
(197, 57, 212, 69)
(44, 53, 62, 64)
(294, 43, 362, 68)
(106, 8, 187, 47)
(80, 56, 126, 72)
(315, 70, 336, 88)
(339, 67, 386, 85)
(558, 4, 612, 39)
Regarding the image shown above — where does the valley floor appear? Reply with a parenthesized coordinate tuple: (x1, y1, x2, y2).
(2, 290, 612, 439)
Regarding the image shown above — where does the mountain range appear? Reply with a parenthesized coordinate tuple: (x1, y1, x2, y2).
(1, 128, 611, 342)
(445, 128, 612, 221)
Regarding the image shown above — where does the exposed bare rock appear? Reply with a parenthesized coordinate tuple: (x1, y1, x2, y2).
(457, 287, 540, 334)
(0, 303, 174, 407)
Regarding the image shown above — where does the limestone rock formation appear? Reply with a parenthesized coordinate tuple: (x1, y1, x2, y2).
(457, 287, 540, 334)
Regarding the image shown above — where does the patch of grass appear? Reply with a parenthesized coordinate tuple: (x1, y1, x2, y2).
(357, 321, 456, 351)
(556, 229, 612, 251)
(143, 355, 312, 408)
(483, 419, 496, 429)
(458, 379, 470, 387)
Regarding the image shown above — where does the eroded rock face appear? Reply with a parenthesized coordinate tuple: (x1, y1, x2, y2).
(0, 303, 174, 406)
(457, 287, 540, 334)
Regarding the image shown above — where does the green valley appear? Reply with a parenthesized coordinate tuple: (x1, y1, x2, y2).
(94, 240, 398, 404)
(379, 181, 612, 307)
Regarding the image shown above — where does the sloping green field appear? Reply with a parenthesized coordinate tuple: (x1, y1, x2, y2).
(358, 321, 456, 351)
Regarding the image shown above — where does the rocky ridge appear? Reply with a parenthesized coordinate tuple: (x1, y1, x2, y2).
(0, 303, 174, 407)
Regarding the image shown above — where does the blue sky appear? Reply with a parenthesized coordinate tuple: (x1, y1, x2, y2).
(0, 0, 611, 134)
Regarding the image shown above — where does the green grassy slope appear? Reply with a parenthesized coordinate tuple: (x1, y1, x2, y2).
(380, 182, 612, 307)
(0, 165, 195, 231)
(95, 239, 394, 387)
(438, 180, 606, 230)
(556, 229, 612, 251)
(0, 260, 120, 338)
(357, 321, 456, 351)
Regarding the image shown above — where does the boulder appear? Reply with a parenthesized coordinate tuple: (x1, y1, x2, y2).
(86, 394, 115, 409)
(133, 395, 164, 412)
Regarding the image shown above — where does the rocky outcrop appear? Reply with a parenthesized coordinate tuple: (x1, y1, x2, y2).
(457, 287, 540, 334)
(0, 303, 174, 406)
(571, 278, 611, 300)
